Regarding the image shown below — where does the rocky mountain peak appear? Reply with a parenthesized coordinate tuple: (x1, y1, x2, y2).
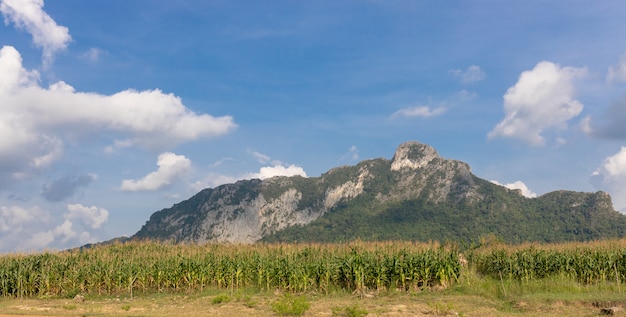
(391, 141, 439, 171)
(132, 141, 626, 245)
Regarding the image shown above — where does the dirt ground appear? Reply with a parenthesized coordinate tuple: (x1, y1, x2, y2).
(0, 291, 622, 317)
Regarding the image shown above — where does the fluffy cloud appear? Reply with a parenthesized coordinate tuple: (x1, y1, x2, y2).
(607, 52, 626, 83)
(392, 106, 446, 118)
(66, 204, 109, 229)
(0, 205, 46, 234)
(449, 65, 486, 84)
(591, 147, 626, 211)
(490, 180, 537, 198)
(248, 164, 307, 180)
(0, 203, 107, 251)
(121, 152, 192, 191)
(243, 151, 307, 180)
(0, 0, 71, 66)
(488, 61, 586, 146)
(0, 46, 236, 188)
(42, 173, 97, 201)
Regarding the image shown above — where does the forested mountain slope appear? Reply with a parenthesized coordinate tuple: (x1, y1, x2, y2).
(134, 141, 626, 244)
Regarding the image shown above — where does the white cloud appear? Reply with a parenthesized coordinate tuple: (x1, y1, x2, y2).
(211, 157, 235, 168)
(449, 65, 486, 84)
(66, 204, 109, 229)
(0, 205, 46, 233)
(121, 152, 192, 191)
(0, 203, 106, 251)
(251, 151, 272, 164)
(345, 145, 359, 161)
(392, 106, 446, 118)
(0, 46, 236, 188)
(248, 164, 307, 180)
(590, 147, 626, 212)
(607, 52, 626, 83)
(488, 61, 586, 146)
(190, 173, 238, 191)
(82, 47, 105, 63)
(490, 180, 537, 198)
(0, 0, 71, 66)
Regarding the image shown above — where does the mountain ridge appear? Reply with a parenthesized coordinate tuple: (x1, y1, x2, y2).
(133, 141, 626, 244)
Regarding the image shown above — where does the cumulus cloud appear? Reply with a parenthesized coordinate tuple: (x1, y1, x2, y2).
(0, 0, 71, 66)
(42, 173, 97, 201)
(607, 52, 626, 83)
(591, 147, 626, 211)
(66, 203, 109, 229)
(0, 203, 106, 251)
(449, 65, 486, 84)
(488, 61, 586, 146)
(392, 106, 446, 118)
(248, 164, 307, 180)
(121, 152, 192, 191)
(490, 180, 537, 198)
(0, 205, 46, 234)
(0, 46, 236, 188)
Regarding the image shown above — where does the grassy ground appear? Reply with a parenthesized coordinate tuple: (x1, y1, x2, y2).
(0, 275, 624, 317)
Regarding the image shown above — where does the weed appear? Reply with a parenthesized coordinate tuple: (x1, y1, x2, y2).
(212, 293, 232, 304)
(271, 294, 310, 316)
(332, 304, 368, 317)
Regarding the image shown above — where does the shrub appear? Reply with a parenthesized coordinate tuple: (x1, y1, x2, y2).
(271, 294, 310, 316)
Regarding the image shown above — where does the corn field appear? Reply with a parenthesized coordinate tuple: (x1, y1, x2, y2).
(0, 241, 460, 298)
(471, 240, 626, 284)
(3, 239, 626, 299)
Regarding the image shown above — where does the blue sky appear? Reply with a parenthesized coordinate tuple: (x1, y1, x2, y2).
(2, 1, 626, 252)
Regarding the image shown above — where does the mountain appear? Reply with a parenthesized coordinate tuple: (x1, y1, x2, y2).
(133, 141, 626, 244)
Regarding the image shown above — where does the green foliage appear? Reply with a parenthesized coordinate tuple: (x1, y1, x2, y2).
(0, 241, 459, 298)
(472, 243, 626, 284)
(332, 304, 368, 317)
(212, 293, 231, 304)
(271, 294, 310, 316)
(264, 176, 626, 244)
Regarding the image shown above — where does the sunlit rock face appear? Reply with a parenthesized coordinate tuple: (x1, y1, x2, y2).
(391, 141, 439, 171)
(133, 141, 625, 244)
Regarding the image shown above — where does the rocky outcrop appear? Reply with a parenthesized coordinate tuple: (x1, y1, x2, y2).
(391, 141, 438, 171)
(133, 141, 626, 244)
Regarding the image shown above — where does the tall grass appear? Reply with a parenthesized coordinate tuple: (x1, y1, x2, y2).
(0, 240, 460, 298)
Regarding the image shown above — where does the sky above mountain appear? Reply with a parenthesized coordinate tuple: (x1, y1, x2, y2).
(2, 0, 626, 252)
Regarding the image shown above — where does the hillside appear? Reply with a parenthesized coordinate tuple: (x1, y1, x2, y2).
(133, 141, 626, 244)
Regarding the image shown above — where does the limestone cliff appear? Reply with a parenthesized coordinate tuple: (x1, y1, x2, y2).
(133, 141, 626, 244)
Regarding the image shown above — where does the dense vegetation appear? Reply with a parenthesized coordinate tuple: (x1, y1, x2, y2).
(0, 241, 459, 298)
(262, 184, 626, 244)
(2, 240, 626, 299)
